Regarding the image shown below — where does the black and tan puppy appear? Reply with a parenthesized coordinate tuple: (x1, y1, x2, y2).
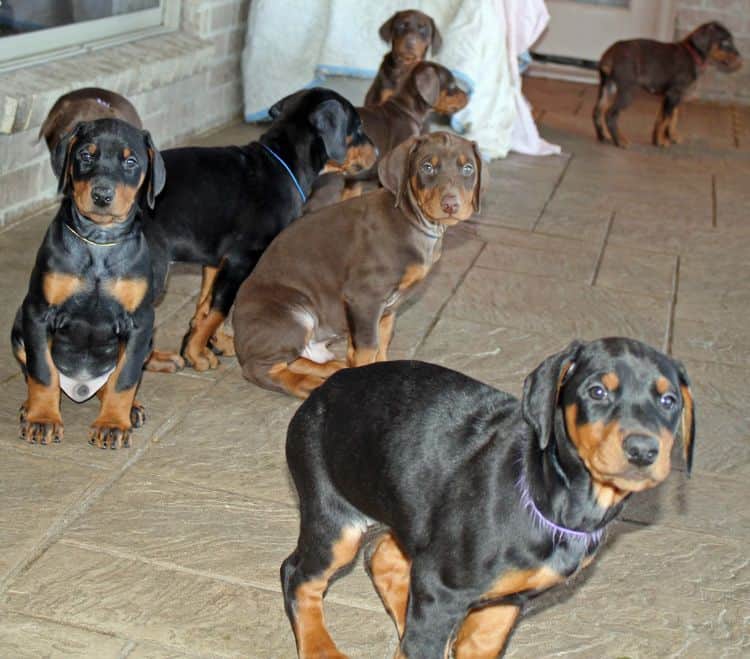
(281, 338, 695, 658)
(593, 21, 742, 148)
(141, 88, 377, 373)
(233, 131, 481, 398)
(40, 88, 143, 167)
(365, 9, 442, 106)
(306, 62, 468, 212)
(12, 118, 165, 449)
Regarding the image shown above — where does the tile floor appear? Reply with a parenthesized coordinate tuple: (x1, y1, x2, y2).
(0, 77, 748, 657)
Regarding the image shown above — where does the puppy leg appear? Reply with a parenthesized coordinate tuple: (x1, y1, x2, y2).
(375, 313, 395, 362)
(653, 92, 682, 148)
(452, 604, 521, 659)
(605, 84, 634, 148)
(192, 265, 235, 357)
(365, 532, 411, 638)
(344, 300, 387, 367)
(282, 523, 365, 658)
(667, 106, 682, 144)
(593, 75, 615, 142)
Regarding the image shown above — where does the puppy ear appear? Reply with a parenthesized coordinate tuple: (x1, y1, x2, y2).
(674, 360, 696, 476)
(143, 130, 166, 210)
(378, 13, 396, 43)
(688, 23, 714, 57)
(378, 136, 420, 207)
(430, 19, 443, 54)
(269, 89, 304, 120)
(414, 64, 440, 107)
(471, 141, 483, 213)
(54, 123, 83, 194)
(310, 98, 349, 163)
(522, 340, 584, 450)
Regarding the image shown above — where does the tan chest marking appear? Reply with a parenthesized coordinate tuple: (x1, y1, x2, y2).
(43, 273, 84, 306)
(482, 566, 563, 601)
(105, 277, 148, 313)
(398, 263, 429, 291)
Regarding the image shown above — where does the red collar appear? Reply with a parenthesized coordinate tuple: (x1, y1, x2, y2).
(683, 40, 706, 71)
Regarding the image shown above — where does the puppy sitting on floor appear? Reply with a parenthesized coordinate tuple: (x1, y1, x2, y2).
(365, 9, 442, 106)
(233, 132, 482, 398)
(12, 118, 165, 448)
(593, 21, 742, 148)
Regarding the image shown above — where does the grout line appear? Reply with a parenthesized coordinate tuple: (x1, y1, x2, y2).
(118, 641, 137, 659)
(588, 210, 615, 287)
(531, 154, 573, 232)
(0, 368, 236, 597)
(711, 174, 718, 229)
(664, 255, 680, 356)
(412, 243, 487, 357)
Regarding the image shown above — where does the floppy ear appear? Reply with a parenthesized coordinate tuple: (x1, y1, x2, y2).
(377, 136, 421, 207)
(471, 141, 483, 213)
(54, 123, 84, 194)
(430, 19, 443, 54)
(310, 98, 349, 163)
(269, 89, 304, 120)
(522, 340, 584, 449)
(414, 64, 440, 107)
(378, 14, 396, 43)
(674, 360, 696, 476)
(143, 130, 166, 210)
(688, 23, 716, 57)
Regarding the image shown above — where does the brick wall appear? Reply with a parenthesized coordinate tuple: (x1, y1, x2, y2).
(675, 0, 750, 103)
(0, 0, 250, 227)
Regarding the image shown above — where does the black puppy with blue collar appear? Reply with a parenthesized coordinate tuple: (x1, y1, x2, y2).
(281, 338, 695, 658)
(141, 88, 377, 373)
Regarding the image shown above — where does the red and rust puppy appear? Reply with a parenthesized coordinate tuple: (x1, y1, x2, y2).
(12, 118, 165, 449)
(594, 21, 742, 148)
(233, 131, 481, 398)
(281, 338, 696, 658)
(306, 61, 469, 212)
(40, 88, 143, 167)
(365, 9, 442, 106)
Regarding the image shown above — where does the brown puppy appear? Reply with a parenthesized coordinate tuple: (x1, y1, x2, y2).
(233, 132, 482, 398)
(364, 9, 442, 106)
(593, 22, 742, 148)
(40, 88, 142, 168)
(306, 61, 468, 212)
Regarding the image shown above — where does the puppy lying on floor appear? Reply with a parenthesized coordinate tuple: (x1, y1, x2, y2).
(232, 132, 482, 398)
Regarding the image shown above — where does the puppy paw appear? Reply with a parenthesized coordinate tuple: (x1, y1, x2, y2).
(145, 350, 185, 373)
(89, 422, 131, 450)
(183, 345, 220, 371)
(20, 407, 64, 445)
(208, 328, 236, 357)
(130, 401, 146, 428)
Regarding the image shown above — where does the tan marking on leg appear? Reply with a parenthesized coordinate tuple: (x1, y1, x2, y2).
(183, 309, 225, 371)
(104, 277, 148, 313)
(294, 527, 364, 658)
(90, 346, 138, 449)
(267, 362, 326, 399)
(376, 313, 395, 362)
(453, 604, 520, 659)
(398, 264, 429, 291)
(653, 110, 670, 147)
(668, 107, 682, 144)
(194, 266, 218, 321)
(367, 533, 411, 638)
(287, 357, 347, 378)
(43, 273, 84, 306)
(348, 343, 379, 368)
(22, 346, 63, 445)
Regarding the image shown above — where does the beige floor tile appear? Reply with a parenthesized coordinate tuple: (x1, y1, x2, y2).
(595, 243, 677, 299)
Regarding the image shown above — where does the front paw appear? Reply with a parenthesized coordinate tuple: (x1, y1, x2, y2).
(130, 401, 146, 428)
(20, 406, 64, 445)
(182, 344, 219, 371)
(208, 328, 236, 357)
(89, 421, 131, 449)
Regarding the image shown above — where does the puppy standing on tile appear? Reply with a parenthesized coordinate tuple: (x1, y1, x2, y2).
(12, 118, 165, 448)
(233, 132, 482, 398)
(593, 21, 742, 148)
(365, 9, 442, 106)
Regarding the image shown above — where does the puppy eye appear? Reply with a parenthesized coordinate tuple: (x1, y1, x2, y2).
(123, 156, 138, 169)
(461, 163, 475, 176)
(588, 385, 607, 401)
(659, 393, 678, 410)
(421, 162, 435, 175)
(79, 150, 94, 163)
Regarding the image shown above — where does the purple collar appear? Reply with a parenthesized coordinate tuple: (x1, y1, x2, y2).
(517, 466, 604, 548)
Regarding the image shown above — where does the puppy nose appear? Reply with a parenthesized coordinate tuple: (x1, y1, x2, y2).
(623, 434, 659, 467)
(91, 185, 114, 207)
(441, 194, 459, 215)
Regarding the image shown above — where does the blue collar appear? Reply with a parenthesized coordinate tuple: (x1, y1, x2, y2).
(260, 143, 307, 204)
